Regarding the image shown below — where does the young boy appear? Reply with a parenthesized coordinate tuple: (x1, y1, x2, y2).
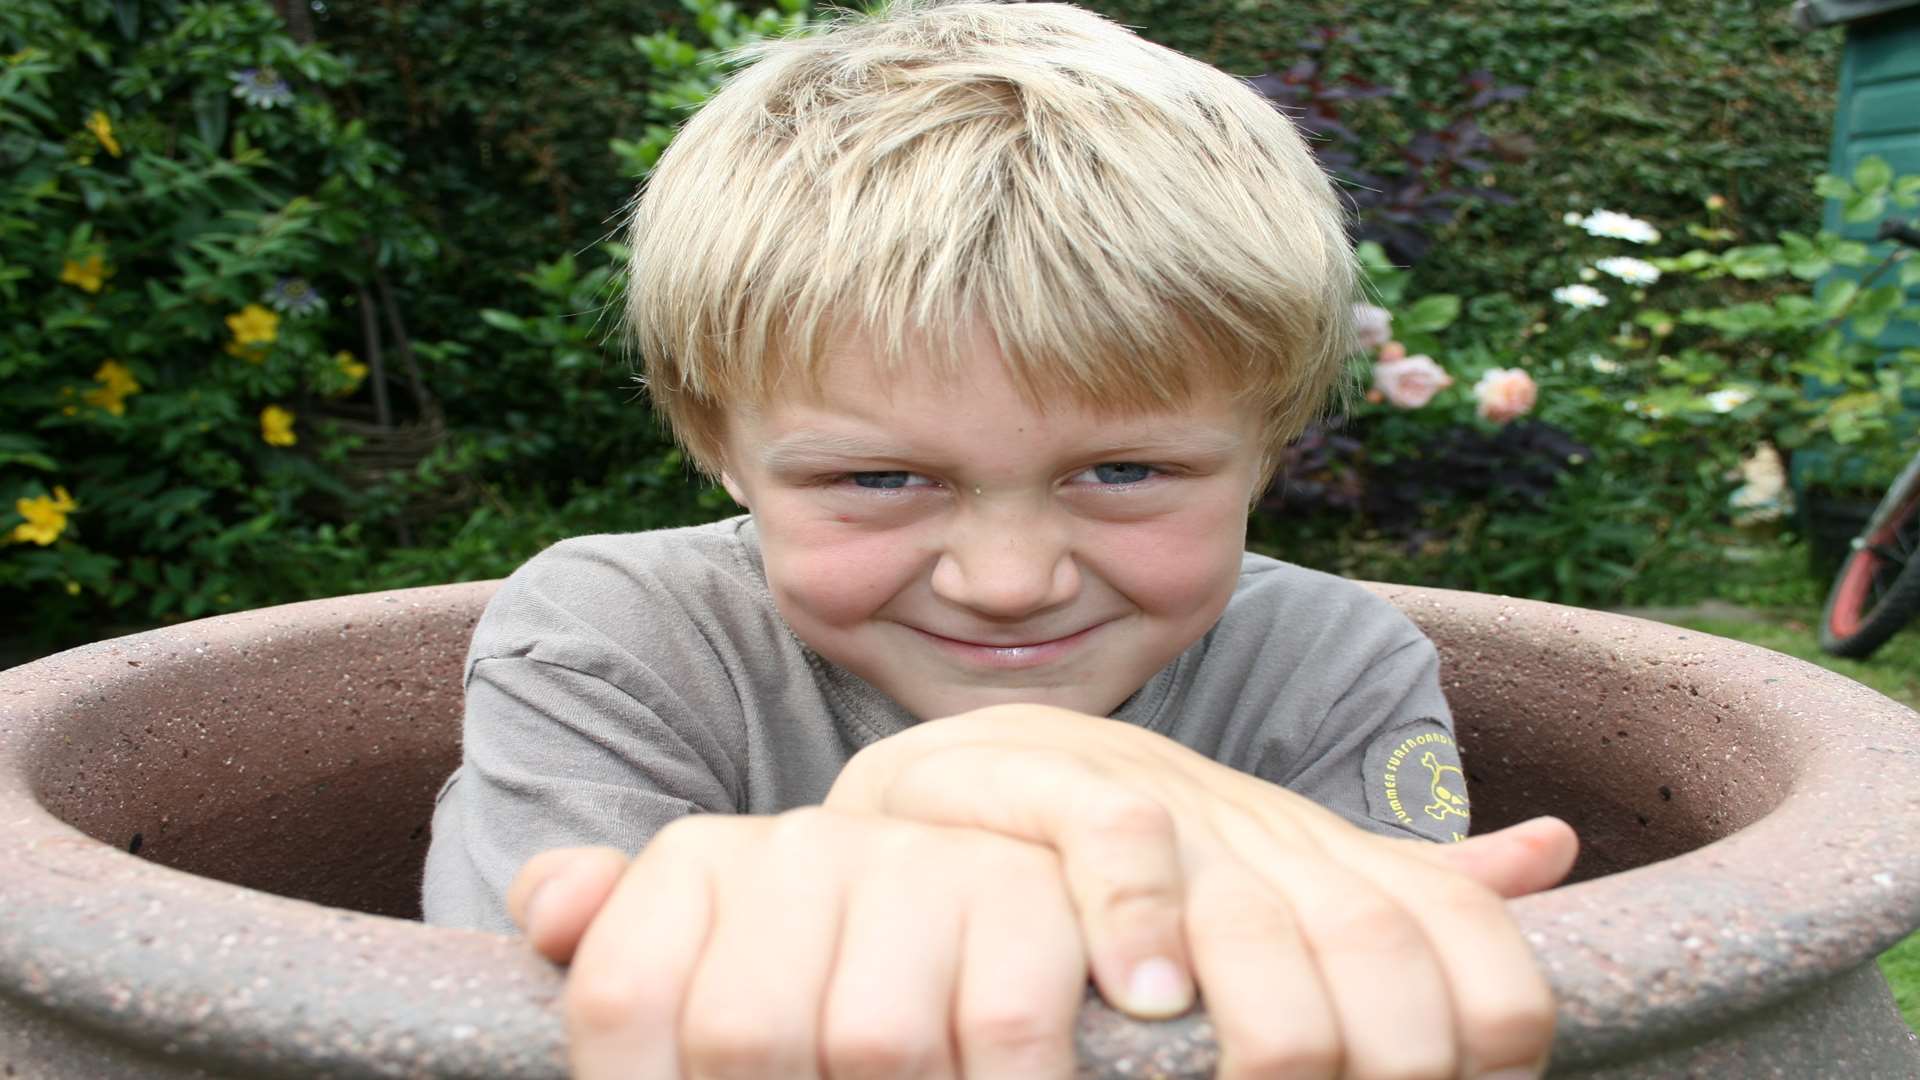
(423, 1, 1578, 1076)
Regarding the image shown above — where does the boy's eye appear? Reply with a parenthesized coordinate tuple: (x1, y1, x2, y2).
(848, 471, 929, 490)
(1078, 462, 1157, 485)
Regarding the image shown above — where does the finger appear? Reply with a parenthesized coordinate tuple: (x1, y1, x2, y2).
(1263, 846, 1460, 1079)
(564, 824, 724, 1080)
(1181, 861, 1339, 1080)
(1422, 817, 1580, 898)
(682, 808, 846, 1080)
(953, 841, 1085, 1079)
(886, 745, 1195, 1019)
(1339, 847, 1556, 1078)
(819, 837, 964, 1080)
(508, 846, 630, 963)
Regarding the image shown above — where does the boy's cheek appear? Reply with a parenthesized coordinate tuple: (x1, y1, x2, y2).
(1111, 506, 1247, 592)
(761, 528, 918, 628)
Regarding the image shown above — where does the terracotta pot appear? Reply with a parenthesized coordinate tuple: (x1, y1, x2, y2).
(2, 582, 1917, 1077)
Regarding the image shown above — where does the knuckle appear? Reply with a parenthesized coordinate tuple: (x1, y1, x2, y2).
(957, 999, 1067, 1062)
(1077, 786, 1175, 844)
(643, 814, 717, 862)
(1186, 866, 1291, 941)
(1223, 1030, 1342, 1080)
(970, 834, 1059, 884)
(563, 969, 671, 1037)
(1423, 873, 1503, 922)
(682, 1007, 799, 1075)
(1311, 895, 1423, 956)
(769, 804, 839, 845)
(1460, 987, 1557, 1067)
(821, 1016, 944, 1078)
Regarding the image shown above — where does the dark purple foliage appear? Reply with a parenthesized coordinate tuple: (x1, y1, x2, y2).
(1266, 419, 1591, 550)
(1249, 30, 1532, 266)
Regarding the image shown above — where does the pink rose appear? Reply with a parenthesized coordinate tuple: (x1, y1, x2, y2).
(1373, 353, 1453, 409)
(1473, 367, 1537, 423)
(1353, 304, 1393, 351)
(1377, 340, 1408, 363)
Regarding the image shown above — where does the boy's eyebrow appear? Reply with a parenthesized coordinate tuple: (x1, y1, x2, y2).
(757, 427, 1249, 470)
(759, 433, 917, 470)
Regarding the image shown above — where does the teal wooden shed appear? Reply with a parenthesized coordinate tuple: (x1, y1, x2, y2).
(1790, 0, 1920, 570)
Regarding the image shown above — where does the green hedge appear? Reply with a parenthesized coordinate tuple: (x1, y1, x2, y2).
(2, 0, 1853, 650)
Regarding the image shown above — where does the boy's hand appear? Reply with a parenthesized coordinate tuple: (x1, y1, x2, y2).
(823, 704, 1577, 1079)
(509, 808, 1089, 1079)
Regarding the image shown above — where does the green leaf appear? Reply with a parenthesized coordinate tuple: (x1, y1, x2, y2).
(1398, 294, 1461, 334)
(1815, 174, 1855, 200)
(1854, 155, 1894, 196)
(1819, 280, 1860, 318)
(1844, 193, 1887, 224)
(1856, 283, 1904, 319)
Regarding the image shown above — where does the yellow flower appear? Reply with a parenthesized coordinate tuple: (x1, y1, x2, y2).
(60, 254, 106, 293)
(260, 405, 297, 446)
(82, 359, 141, 416)
(333, 350, 369, 394)
(224, 339, 269, 364)
(85, 110, 121, 157)
(10, 486, 77, 546)
(226, 303, 280, 346)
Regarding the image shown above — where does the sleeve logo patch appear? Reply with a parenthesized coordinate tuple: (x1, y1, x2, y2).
(1363, 720, 1470, 842)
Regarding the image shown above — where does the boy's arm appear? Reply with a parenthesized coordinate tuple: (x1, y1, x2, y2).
(1262, 632, 1473, 844)
(422, 534, 754, 934)
(423, 653, 740, 933)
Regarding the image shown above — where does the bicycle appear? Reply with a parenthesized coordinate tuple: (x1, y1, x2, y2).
(1820, 217, 1920, 657)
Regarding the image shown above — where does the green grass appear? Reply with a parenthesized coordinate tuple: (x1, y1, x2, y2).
(1656, 606, 1920, 1032)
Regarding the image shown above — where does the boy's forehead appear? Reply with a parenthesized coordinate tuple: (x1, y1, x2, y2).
(732, 366, 1257, 466)
(754, 317, 1241, 412)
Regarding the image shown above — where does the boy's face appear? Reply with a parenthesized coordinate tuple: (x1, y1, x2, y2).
(719, 320, 1265, 722)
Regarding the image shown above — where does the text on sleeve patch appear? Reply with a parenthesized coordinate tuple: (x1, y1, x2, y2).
(1362, 719, 1470, 842)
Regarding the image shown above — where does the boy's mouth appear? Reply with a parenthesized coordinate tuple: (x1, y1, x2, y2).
(908, 622, 1107, 670)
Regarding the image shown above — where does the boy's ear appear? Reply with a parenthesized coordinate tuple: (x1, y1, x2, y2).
(719, 471, 749, 508)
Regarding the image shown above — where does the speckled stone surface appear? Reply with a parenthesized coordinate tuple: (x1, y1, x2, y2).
(2, 581, 1917, 1077)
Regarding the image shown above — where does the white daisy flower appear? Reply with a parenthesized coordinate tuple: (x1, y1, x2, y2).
(1580, 209, 1660, 244)
(1595, 256, 1661, 285)
(1553, 283, 1610, 310)
(1705, 387, 1753, 413)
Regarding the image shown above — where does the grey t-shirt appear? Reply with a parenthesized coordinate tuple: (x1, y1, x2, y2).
(423, 516, 1467, 934)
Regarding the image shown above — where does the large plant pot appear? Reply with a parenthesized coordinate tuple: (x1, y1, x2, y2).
(2, 582, 1917, 1077)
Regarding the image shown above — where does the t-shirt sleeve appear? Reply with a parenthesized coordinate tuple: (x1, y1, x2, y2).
(1263, 631, 1469, 844)
(421, 537, 751, 935)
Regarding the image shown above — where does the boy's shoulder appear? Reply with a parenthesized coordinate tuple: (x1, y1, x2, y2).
(1225, 551, 1425, 653)
(470, 515, 776, 666)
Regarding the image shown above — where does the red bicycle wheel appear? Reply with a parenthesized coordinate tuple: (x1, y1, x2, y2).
(1821, 466, 1920, 658)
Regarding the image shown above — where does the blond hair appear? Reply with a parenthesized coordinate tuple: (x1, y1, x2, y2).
(624, 0, 1358, 480)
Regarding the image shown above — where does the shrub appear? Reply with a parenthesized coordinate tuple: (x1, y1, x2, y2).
(1260, 159, 1920, 607)
(0, 0, 446, 643)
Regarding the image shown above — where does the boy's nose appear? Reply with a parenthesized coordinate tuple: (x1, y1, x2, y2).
(928, 509, 1080, 619)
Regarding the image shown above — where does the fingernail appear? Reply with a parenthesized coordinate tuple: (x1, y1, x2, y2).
(1124, 957, 1192, 1018)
